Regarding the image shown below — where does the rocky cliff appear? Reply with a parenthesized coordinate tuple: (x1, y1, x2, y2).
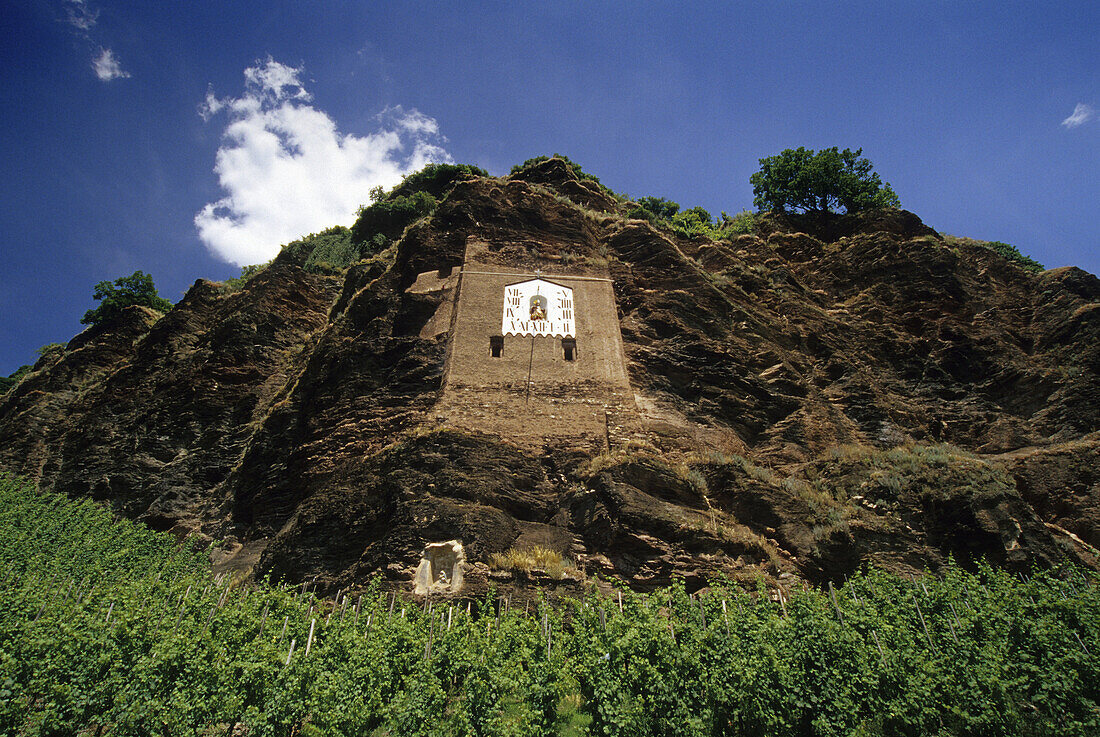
(2, 157, 1097, 599)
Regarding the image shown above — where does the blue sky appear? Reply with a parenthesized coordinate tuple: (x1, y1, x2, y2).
(1, 1, 1097, 374)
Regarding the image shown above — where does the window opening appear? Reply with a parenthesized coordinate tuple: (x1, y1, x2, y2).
(562, 337, 576, 362)
(489, 335, 504, 358)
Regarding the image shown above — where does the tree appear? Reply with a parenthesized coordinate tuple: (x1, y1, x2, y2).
(634, 196, 681, 221)
(81, 271, 173, 326)
(750, 147, 900, 214)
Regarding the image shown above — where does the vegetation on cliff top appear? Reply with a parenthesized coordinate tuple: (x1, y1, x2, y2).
(943, 234, 1045, 273)
(80, 270, 173, 326)
(3, 474, 1099, 736)
(223, 153, 1042, 284)
(750, 147, 900, 214)
(266, 163, 489, 275)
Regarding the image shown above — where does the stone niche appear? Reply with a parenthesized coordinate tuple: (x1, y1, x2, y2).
(413, 540, 466, 596)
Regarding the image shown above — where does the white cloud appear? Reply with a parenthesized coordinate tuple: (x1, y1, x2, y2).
(195, 57, 452, 266)
(1062, 103, 1095, 128)
(92, 48, 130, 81)
(63, 0, 98, 32)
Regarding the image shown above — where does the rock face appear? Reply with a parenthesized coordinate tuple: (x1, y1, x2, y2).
(1, 157, 1098, 597)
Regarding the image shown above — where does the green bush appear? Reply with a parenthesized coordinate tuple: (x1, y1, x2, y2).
(671, 206, 716, 237)
(720, 209, 758, 235)
(222, 261, 272, 291)
(300, 226, 359, 273)
(275, 163, 485, 276)
(630, 197, 757, 241)
(631, 196, 681, 221)
(984, 240, 1045, 273)
(942, 236, 1045, 274)
(80, 271, 173, 326)
(351, 191, 438, 246)
(510, 154, 603, 185)
(751, 147, 900, 214)
(388, 163, 487, 201)
(0, 365, 32, 394)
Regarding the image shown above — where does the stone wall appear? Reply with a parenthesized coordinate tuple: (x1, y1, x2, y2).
(433, 239, 638, 450)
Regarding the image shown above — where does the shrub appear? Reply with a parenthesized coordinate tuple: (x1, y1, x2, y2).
(670, 206, 715, 237)
(629, 197, 761, 240)
(632, 196, 681, 221)
(300, 226, 359, 272)
(751, 146, 900, 214)
(511, 154, 602, 185)
(80, 271, 173, 326)
(942, 235, 1045, 274)
(0, 365, 32, 394)
(276, 226, 377, 274)
(222, 261, 271, 291)
(720, 209, 757, 235)
(388, 163, 487, 201)
(351, 191, 438, 245)
(984, 240, 1044, 273)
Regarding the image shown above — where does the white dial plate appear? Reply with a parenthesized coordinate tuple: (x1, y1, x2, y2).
(501, 279, 575, 337)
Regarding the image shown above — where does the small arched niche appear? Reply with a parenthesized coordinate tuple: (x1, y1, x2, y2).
(413, 540, 466, 596)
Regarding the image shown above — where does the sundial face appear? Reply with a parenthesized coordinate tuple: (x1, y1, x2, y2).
(502, 278, 575, 337)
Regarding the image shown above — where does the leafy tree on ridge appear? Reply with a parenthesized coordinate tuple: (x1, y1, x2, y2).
(751, 146, 900, 214)
(81, 270, 173, 326)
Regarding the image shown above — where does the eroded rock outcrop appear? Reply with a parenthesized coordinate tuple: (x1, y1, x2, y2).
(1, 157, 1097, 596)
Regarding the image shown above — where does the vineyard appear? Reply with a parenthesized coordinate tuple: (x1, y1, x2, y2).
(1, 474, 1098, 736)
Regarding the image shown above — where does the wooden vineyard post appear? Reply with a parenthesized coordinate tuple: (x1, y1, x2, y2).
(870, 629, 886, 666)
(948, 602, 962, 629)
(285, 639, 296, 666)
(828, 581, 844, 624)
(912, 596, 936, 652)
(543, 609, 550, 659)
(424, 615, 434, 661)
(304, 618, 316, 657)
(171, 588, 191, 635)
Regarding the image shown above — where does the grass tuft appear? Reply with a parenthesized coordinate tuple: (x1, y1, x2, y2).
(488, 546, 578, 579)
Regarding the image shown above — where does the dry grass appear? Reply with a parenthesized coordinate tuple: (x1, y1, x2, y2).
(577, 442, 657, 478)
(488, 545, 578, 579)
(686, 449, 779, 484)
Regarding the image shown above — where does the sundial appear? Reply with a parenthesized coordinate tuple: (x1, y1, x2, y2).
(501, 277, 575, 338)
